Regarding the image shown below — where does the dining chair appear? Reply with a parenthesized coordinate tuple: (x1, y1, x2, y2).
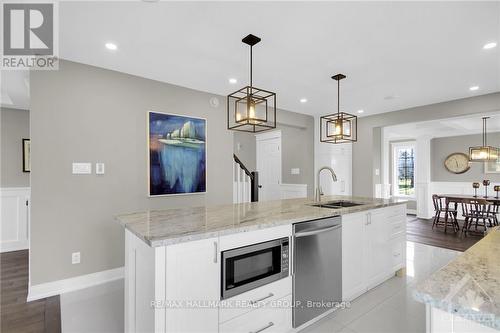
(432, 194, 459, 233)
(460, 198, 492, 236)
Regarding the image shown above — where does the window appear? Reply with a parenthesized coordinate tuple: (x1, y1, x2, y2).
(392, 143, 415, 197)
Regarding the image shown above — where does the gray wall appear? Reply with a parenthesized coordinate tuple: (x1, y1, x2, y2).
(1, 107, 30, 187)
(353, 93, 500, 197)
(30, 60, 233, 285)
(431, 132, 500, 182)
(233, 110, 315, 197)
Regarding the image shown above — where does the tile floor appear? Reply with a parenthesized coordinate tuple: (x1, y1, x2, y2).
(58, 241, 460, 333)
(300, 242, 460, 333)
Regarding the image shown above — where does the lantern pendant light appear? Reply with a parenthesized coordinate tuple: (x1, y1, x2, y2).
(320, 74, 358, 144)
(227, 34, 277, 133)
(469, 117, 499, 162)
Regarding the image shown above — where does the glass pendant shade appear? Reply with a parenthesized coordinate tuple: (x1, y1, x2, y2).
(469, 146, 499, 162)
(320, 74, 358, 144)
(468, 117, 499, 162)
(227, 34, 277, 133)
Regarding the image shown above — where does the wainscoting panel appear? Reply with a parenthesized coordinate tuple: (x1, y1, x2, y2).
(0, 187, 30, 253)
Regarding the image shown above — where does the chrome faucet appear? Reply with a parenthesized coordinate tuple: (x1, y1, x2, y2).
(315, 166, 338, 203)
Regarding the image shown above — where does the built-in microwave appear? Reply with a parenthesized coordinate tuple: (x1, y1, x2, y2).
(221, 237, 289, 300)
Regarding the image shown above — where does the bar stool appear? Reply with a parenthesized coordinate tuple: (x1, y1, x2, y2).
(432, 194, 459, 233)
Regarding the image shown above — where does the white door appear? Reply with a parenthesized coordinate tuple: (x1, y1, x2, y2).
(256, 131, 282, 201)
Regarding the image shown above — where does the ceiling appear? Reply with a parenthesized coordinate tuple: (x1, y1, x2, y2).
(384, 111, 500, 140)
(2, 1, 500, 115)
(1, 71, 30, 110)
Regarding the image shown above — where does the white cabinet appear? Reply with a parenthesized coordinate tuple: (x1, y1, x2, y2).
(341, 212, 366, 301)
(125, 231, 219, 333)
(164, 238, 219, 333)
(342, 204, 406, 301)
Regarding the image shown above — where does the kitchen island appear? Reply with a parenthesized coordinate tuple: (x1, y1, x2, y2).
(414, 226, 500, 332)
(117, 195, 407, 333)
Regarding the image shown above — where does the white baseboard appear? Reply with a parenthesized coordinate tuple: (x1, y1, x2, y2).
(407, 209, 417, 215)
(27, 266, 124, 302)
(0, 240, 29, 253)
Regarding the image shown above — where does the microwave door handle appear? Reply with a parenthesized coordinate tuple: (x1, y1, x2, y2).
(213, 241, 218, 263)
(295, 225, 341, 238)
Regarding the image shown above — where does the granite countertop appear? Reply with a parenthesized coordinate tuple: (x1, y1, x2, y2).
(116, 195, 406, 247)
(414, 227, 500, 330)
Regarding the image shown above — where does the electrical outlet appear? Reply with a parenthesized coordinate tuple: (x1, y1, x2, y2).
(72, 252, 81, 264)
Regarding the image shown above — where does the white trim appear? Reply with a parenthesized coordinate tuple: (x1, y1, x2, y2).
(27, 266, 124, 302)
(255, 129, 281, 141)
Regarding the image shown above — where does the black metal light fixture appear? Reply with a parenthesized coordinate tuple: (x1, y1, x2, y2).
(469, 117, 499, 162)
(320, 74, 357, 144)
(227, 34, 276, 133)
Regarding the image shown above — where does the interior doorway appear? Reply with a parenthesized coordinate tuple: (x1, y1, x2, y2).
(256, 130, 282, 201)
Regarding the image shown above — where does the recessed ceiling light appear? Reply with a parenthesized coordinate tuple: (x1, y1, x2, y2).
(357, 109, 364, 114)
(483, 42, 497, 50)
(470, 86, 479, 91)
(300, 98, 308, 103)
(105, 42, 117, 51)
(228, 78, 237, 84)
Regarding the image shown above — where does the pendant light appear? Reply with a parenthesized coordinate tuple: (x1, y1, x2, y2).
(469, 117, 499, 162)
(320, 74, 358, 144)
(227, 34, 276, 133)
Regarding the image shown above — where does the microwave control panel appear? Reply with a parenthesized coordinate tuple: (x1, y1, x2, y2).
(281, 238, 290, 277)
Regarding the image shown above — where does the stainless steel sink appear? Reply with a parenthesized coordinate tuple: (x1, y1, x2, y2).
(310, 200, 365, 209)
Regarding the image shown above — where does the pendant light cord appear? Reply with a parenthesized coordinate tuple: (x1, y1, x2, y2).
(250, 45, 253, 89)
(483, 117, 488, 146)
(337, 79, 340, 116)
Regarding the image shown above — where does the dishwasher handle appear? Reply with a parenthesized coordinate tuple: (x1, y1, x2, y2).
(294, 225, 341, 238)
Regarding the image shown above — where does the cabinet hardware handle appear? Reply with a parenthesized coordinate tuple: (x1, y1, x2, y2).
(213, 242, 218, 263)
(249, 293, 274, 305)
(249, 322, 274, 333)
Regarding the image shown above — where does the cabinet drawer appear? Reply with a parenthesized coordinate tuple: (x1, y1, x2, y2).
(386, 205, 406, 218)
(220, 295, 292, 333)
(220, 277, 292, 323)
(389, 220, 405, 238)
(391, 238, 405, 268)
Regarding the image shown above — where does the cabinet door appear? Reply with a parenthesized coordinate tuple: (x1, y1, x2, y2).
(165, 237, 219, 333)
(342, 212, 367, 301)
(364, 209, 392, 288)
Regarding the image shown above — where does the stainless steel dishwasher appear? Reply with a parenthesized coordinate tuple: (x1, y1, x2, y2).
(293, 216, 342, 328)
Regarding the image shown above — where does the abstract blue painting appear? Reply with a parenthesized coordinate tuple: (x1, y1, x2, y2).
(148, 112, 206, 196)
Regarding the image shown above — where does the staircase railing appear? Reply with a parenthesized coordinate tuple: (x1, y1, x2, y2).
(233, 154, 259, 203)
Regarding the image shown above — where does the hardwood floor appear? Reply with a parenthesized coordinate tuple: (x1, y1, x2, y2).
(0, 250, 61, 333)
(406, 215, 483, 252)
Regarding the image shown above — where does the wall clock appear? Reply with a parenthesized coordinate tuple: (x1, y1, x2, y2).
(444, 153, 470, 174)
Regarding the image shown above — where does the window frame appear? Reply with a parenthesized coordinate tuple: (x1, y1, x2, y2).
(391, 141, 416, 199)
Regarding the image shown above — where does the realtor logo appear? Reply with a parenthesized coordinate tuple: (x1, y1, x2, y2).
(1, 2, 58, 69)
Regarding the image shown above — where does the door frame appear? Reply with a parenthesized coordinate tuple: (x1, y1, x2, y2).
(255, 130, 282, 200)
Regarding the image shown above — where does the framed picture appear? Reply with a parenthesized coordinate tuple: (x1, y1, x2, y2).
(147, 111, 206, 196)
(485, 161, 500, 173)
(22, 139, 30, 173)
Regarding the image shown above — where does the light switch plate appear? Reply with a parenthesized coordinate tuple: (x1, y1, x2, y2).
(71, 252, 81, 264)
(96, 163, 105, 175)
(291, 168, 300, 175)
(375, 169, 380, 176)
(72, 163, 92, 174)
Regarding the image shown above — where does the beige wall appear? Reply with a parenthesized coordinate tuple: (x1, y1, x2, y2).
(431, 132, 500, 182)
(30, 60, 234, 285)
(1, 107, 30, 187)
(353, 93, 500, 197)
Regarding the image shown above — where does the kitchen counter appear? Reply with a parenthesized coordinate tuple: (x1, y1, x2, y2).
(414, 227, 500, 330)
(116, 195, 406, 247)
